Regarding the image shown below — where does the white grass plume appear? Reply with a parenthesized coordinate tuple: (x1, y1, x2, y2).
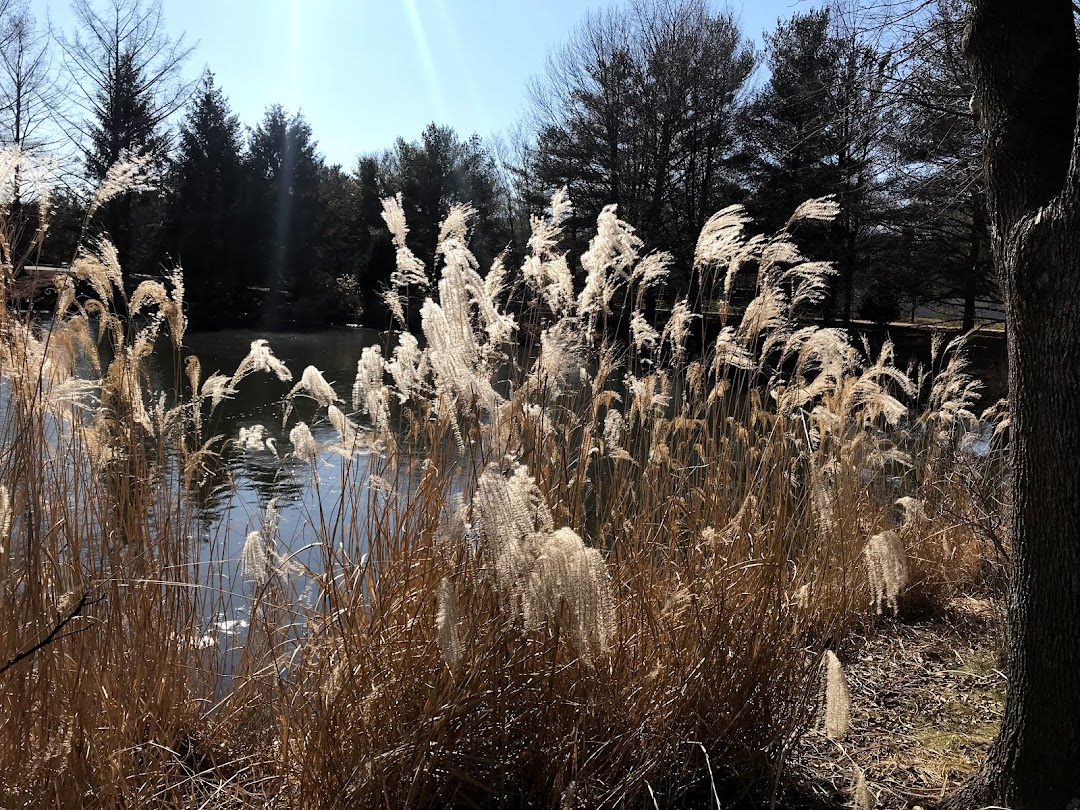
(382, 192, 428, 290)
(436, 578, 462, 669)
(823, 650, 851, 740)
(577, 204, 641, 325)
(289, 421, 320, 467)
(535, 320, 585, 396)
(71, 238, 124, 302)
(523, 188, 576, 315)
(352, 349, 392, 437)
(865, 530, 909, 615)
(787, 195, 840, 226)
(0, 484, 10, 556)
(694, 204, 751, 277)
(233, 339, 293, 384)
(386, 333, 427, 404)
(288, 365, 339, 408)
(661, 298, 698, 365)
(87, 150, 158, 220)
(630, 310, 660, 354)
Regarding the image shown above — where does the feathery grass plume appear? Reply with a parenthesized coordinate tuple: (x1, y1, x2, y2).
(809, 460, 839, 533)
(289, 421, 320, 467)
(284, 365, 339, 426)
(327, 403, 369, 455)
(849, 339, 917, 427)
(240, 530, 270, 581)
(71, 237, 124, 302)
(865, 530, 910, 615)
(694, 204, 751, 277)
(760, 235, 804, 271)
(381, 193, 427, 325)
(737, 285, 786, 345)
(786, 260, 838, 310)
(237, 424, 273, 453)
(823, 650, 851, 740)
(895, 496, 926, 536)
(712, 327, 755, 373)
(527, 186, 572, 259)
(625, 371, 670, 425)
(241, 498, 281, 581)
(661, 298, 698, 365)
(288, 365, 339, 408)
(438, 232, 516, 347)
(630, 310, 660, 354)
(603, 408, 627, 450)
(0, 484, 10, 556)
(577, 204, 642, 325)
(233, 338, 293, 384)
(520, 527, 615, 663)
(386, 332, 427, 404)
(475, 462, 556, 575)
(435, 578, 462, 669)
(924, 336, 984, 441)
(631, 251, 672, 308)
(435, 202, 476, 257)
(352, 345, 392, 435)
(474, 465, 614, 661)
(87, 149, 158, 220)
(522, 188, 576, 314)
(351, 346, 384, 410)
(535, 320, 585, 396)
(129, 279, 168, 317)
(420, 295, 502, 439)
(852, 767, 875, 810)
(201, 373, 237, 411)
(382, 192, 427, 288)
(786, 195, 840, 227)
(164, 268, 186, 347)
(484, 250, 509, 304)
(0, 146, 57, 207)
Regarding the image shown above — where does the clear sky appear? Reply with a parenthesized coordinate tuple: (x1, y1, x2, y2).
(42, 0, 814, 169)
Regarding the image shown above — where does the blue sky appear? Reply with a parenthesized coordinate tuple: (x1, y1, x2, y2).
(43, 0, 814, 169)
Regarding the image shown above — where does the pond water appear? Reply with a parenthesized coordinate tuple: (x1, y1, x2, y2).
(176, 327, 387, 649)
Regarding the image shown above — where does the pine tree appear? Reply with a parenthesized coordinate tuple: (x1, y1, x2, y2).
(168, 72, 245, 324)
(244, 105, 323, 327)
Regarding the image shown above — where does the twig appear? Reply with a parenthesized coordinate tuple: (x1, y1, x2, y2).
(0, 590, 102, 675)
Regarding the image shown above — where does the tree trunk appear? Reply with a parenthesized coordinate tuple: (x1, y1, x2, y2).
(961, 202, 982, 333)
(945, 2, 1080, 808)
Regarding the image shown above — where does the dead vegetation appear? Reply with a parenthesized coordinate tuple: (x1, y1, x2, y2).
(0, 147, 1009, 807)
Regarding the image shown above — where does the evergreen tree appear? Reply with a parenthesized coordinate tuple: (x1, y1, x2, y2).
(890, 0, 994, 329)
(168, 72, 245, 325)
(244, 104, 323, 327)
(744, 7, 892, 323)
(59, 0, 194, 275)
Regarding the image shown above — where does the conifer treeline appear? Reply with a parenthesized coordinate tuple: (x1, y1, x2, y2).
(2, 0, 990, 331)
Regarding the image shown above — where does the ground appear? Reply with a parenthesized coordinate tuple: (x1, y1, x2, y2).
(789, 597, 1006, 809)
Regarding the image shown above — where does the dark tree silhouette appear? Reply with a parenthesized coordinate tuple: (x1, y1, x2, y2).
(943, 1, 1080, 807)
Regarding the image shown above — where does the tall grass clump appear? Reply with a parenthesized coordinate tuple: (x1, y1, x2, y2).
(0, 146, 1006, 807)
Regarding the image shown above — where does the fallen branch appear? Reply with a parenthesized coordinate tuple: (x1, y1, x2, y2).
(0, 590, 102, 675)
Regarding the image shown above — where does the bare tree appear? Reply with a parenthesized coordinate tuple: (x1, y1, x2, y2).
(56, 0, 194, 270)
(527, 0, 756, 280)
(56, 0, 194, 176)
(0, 1, 59, 154)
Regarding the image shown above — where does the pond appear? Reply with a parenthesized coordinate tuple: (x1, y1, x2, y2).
(176, 327, 388, 651)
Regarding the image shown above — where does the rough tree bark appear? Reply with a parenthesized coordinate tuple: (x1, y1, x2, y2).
(944, 1, 1080, 808)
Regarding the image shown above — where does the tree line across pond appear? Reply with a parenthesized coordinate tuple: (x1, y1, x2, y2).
(1, 0, 991, 332)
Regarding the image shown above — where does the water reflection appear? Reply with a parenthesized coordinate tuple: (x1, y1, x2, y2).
(173, 328, 386, 650)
